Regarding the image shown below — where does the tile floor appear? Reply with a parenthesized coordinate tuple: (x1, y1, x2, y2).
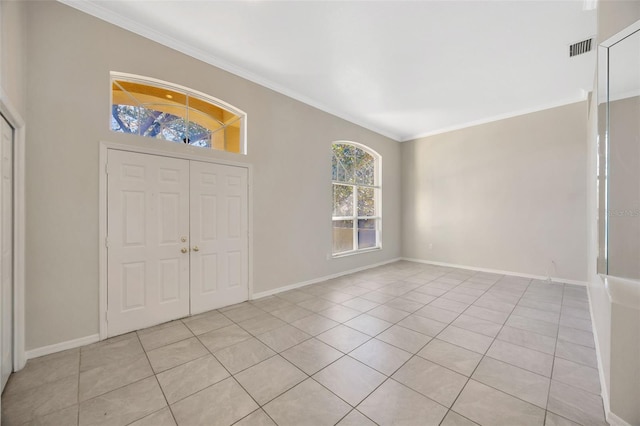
(1, 261, 608, 426)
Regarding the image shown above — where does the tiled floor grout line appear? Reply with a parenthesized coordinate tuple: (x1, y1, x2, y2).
(3, 263, 603, 426)
(441, 274, 535, 421)
(543, 284, 565, 426)
(138, 330, 181, 426)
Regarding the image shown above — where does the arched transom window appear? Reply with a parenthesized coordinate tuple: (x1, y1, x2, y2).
(110, 73, 247, 154)
(332, 142, 381, 255)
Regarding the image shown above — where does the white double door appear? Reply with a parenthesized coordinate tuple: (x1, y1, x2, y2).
(107, 150, 248, 337)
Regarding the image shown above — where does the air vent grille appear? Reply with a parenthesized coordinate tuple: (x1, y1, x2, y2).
(569, 38, 593, 57)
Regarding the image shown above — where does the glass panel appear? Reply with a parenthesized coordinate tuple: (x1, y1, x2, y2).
(331, 153, 338, 181)
(138, 105, 186, 142)
(358, 219, 377, 249)
(111, 77, 245, 154)
(601, 29, 640, 279)
(333, 184, 353, 217)
(333, 220, 354, 253)
(225, 120, 242, 153)
(111, 104, 140, 134)
(187, 109, 214, 148)
(356, 154, 375, 186)
(358, 187, 375, 217)
(332, 144, 355, 183)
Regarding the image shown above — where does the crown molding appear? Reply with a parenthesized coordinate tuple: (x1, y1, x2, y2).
(57, 0, 403, 142)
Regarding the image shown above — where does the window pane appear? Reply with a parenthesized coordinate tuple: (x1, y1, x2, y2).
(111, 104, 140, 134)
(358, 219, 377, 249)
(333, 220, 354, 253)
(358, 187, 375, 217)
(111, 75, 246, 154)
(356, 153, 375, 186)
(332, 144, 355, 183)
(333, 184, 353, 217)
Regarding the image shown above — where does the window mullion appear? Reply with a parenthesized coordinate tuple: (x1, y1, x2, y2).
(352, 184, 358, 251)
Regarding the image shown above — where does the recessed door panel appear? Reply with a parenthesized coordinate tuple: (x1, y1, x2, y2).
(123, 191, 145, 246)
(201, 253, 218, 293)
(227, 251, 241, 288)
(200, 195, 217, 241)
(227, 196, 241, 238)
(158, 193, 180, 245)
(122, 262, 145, 310)
(159, 258, 180, 302)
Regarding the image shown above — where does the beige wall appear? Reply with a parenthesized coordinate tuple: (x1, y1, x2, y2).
(24, 2, 401, 350)
(1, 0, 27, 118)
(401, 102, 588, 282)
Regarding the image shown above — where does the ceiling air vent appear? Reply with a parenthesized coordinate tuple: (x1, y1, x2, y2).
(569, 38, 593, 57)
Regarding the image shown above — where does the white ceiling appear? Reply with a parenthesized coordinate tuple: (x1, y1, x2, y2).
(62, 0, 597, 141)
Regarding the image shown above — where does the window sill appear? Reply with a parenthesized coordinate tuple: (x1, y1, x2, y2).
(331, 247, 381, 259)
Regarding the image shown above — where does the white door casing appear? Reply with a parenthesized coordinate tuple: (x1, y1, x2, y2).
(1, 115, 14, 391)
(190, 161, 248, 314)
(107, 150, 191, 337)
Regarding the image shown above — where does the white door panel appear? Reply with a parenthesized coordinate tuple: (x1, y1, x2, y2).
(107, 151, 190, 337)
(190, 161, 248, 314)
(1, 115, 13, 391)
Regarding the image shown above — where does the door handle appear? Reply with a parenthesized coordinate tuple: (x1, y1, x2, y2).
(192, 246, 200, 252)
(181, 247, 188, 254)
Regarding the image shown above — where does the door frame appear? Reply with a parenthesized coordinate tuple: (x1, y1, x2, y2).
(0, 90, 26, 372)
(99, 141, 253, 340)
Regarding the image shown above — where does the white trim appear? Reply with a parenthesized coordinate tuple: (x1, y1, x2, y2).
(0, 89, 26, 371)
(25, 334, 100, 360)
(606, 411, 633, 426)
(600, 19, 640, 48)
(99, 140, 253, 340)
(58, 0, 401, 142)
(402, 97, 588, 142)
(586, 279, 612, 421)
(401, 257, 589, 286)
(251, 257, 402, 300)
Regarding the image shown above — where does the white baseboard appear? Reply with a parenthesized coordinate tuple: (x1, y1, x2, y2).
(401, 257, 588, 286)
(251, 257, 402, 300)
(586, 282, 611, 418)
(25, 334, 100, 360)
(606, 411, 633, 426)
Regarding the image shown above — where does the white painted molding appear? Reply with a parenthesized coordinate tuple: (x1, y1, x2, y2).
(0, 88, 27, 372)
(602, 275, 640, 311)
(586, 279, 611, 418)
(401, 257, 589, 286)
(251, 257, 402, 300)
(25, 334, 100, 360)
(606, 411, 633, 426)
(402, 96, 588, 142)
(57, 0, 401, 142)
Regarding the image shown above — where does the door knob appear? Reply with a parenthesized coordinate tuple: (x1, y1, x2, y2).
(192, 246, 200, 252)
(181, 247, 188, 254)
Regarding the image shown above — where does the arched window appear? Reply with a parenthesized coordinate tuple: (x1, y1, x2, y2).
(332, 142, 381, 255)
(110, 73, 247, 154)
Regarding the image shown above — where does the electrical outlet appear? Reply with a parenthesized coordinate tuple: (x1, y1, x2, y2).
(428, 243, 433, 250)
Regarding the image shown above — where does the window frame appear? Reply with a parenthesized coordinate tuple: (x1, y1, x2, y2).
(331, 141, 382, 257)
(110, 72, 248, 154)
